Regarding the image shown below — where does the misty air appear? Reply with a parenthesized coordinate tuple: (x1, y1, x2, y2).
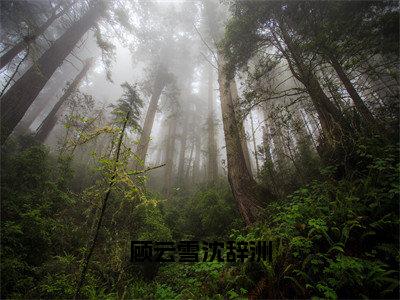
(0, 0, 399, 299)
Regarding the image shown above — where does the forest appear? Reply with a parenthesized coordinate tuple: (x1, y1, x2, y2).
(0, 0, 399, 299)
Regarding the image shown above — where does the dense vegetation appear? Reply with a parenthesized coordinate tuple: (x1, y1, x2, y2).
(0, 0, 399, 299)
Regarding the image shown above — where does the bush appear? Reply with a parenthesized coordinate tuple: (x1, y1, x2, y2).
(227, 137, 399, 299)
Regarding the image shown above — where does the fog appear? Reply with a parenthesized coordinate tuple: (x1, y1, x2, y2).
(2, 0, 398, 195)
(1, 0, 399, 298)
(1, 0, 238, 192)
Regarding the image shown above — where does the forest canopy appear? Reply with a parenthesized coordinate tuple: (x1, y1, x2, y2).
(0, 0, 399, 299)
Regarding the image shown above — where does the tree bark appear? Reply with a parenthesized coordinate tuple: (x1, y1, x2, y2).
(207, 65, 218, 182)
(276, 26, 348, 144)
(163, 113, 177, 195)
(14, 94, 54, 134)
(177, 115, 188, 182)
(35, 58, 93, 142)
(185, 136, 195, 179)
(329, 55, 375, 125)
(15, 72, 65, 132)
(229, 79, 253, 174)
(15, 68, 75, 134)
(204, 0, 262, 224)
(0, 3, 103, 144)
(249, 111, 259, 174)
(298, 108, 319, 152)
(135, 69, 166, 168)
(0, 1, 75, 70)
(217, 50, 262, 225)
(262, 123, 274, 170)
(269, 115, 287, 171)
(192, 132, 201, 184)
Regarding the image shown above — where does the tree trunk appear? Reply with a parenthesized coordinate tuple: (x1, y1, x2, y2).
(319, 67, 346, 113)
(15, 89, 56, 132)
(177, 116, 188, 182)
(270, 116, 287, 171)
(229, 79, 252, 174)
(135, 69, 166, 168)
(74, 109, 130, 299)
(0, 1, 75, 70)
(192, 133, 201, 184)
(207, 65, 218, 182)
(249, 111, 259, 174)
(163, 113, 177, 195)
(14, 94, 54, 134)
(291, 108, 312, 149)
(329, 55, 375, 125)
(155, 143, 163, 166)
(217, 50, 262, 225)
(204, 0, 262, 225)
(262, 104, 286, 170)
(262, 123, 274, 170)
(185, 136, 195, 179)
(0, 3, 103, 144)
(277, 26, 348, 144)
(299, 108, 319, 152)
(35, 58, 93, 142)
(15, 68, 75, 133)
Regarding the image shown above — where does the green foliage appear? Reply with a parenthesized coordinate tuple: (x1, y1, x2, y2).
(1, 125, 398, 300)
(126, 257, 251, 299)
(1, 136, 76, 298)
(120, 136, 398, 300)
(134, 199, 172, 241)
(111, 82, 143, 130)
(162, 180, 243, 240)
(94, 25, 116, 83)
(0, 133, 173, 298)
(229, 137, 399, 299)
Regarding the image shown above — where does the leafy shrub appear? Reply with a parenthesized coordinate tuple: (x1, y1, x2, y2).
(228, 137, 399, 299)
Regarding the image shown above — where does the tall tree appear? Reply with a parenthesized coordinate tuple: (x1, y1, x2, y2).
(204, 0, 263, 224)
(75, 82, 143, 297)
(207, 65, 218, 182)
(329, 55, 375, 125)
(35, 58, 93, 142)
(229, 79, 253, 174)
(13, 67, 76, 134)
(0, 0, 76, 70)
(273, 23, 349, 144)
(283, 1, 378, 127)
(134, 65, 170, 168)
(262, 123, 274, 171)
(0, 1, 106, 144)
(218, 51, 262, 224)
(224, 1, 352, 146)
(192, 131, 202, 183)
(249, 111, 259, 174)
(163, 112, 178, 195)
(177, 115, 189, 182)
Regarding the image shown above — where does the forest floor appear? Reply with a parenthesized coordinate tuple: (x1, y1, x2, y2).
(1, 134, 399, 299)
